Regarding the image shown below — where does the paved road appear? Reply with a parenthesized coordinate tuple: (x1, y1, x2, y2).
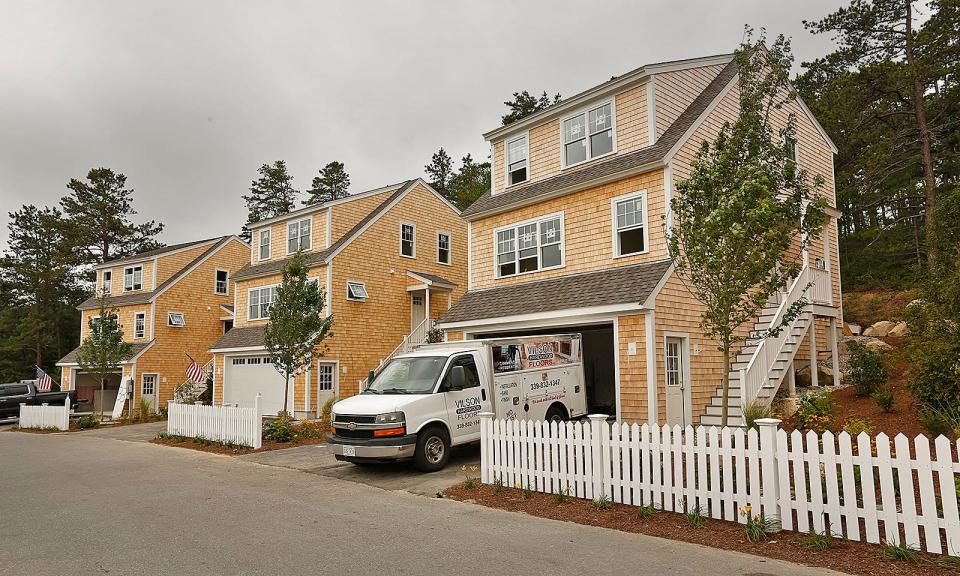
(0, 432, 846, 576)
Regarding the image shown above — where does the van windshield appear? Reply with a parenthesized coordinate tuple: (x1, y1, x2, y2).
(365, 356, 446, 394)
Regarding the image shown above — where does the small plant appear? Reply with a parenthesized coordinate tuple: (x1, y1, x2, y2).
(293, 419, 325, 439)
(847, 341, 887, 397)
(872, 386, 895, 412)
(426, 327, 445, 344)
(917, 401, 960, 438)
(460, 465, 479, 489)
(492, 474, 503, 493)
(684, 503, 706, 529)
(882, 539, 918, 562)
(156, 432, 186, 442)
(842, 417, 875, 437)
(320, 397, 335, 427)
(740, 505, 773, 542)
(795, 389, 838, 432)
(135, 398, 153, 422)
(553, 485, 569, 503)
(743, 400, 771, 430)
(263, 412, 295, 442)
(76, 414, 100, 430)
(802, 530, 832, 551)
(635, 505, 656, 519)
(515, 482, 532, 500)
(592, 494, 612, 510)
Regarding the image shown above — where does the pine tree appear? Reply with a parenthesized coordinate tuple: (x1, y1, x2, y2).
(447, 154, 491, 210)
(59, 168, 164, 265)
(424, 148, 454, 195)
(501, 90, 561, 125)
(243, 160, 299, 237)
(304, 161, 350, 205)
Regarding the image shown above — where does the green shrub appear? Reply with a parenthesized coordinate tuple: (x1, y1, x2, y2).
(553, 486, 568, 503)
(847, 342, 887, 397)
(635, 505, 656, 519)
(842, 418, 874, 436)
(320, 397, 335, 427)
(795, 389, 837, 432)
(263, 412, 295, 442)
(292, 419, 326, 439)
(592, 494, 612, 510)
(76, 415, 100, 430)
(743, 400, 771, 430)
(872, 387, 895, 412)
(908, 339, 960, 409)
(918, 402, 960, 438)
(684, 504, 706, 529)
(802, 530, 832, 551)
(882, 540, 919, 562)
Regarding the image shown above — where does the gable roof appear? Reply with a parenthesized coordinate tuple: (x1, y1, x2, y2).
(98, 237, 222, 269)
(407, 270, 458, 289)
(438, 260, 672, 326)
(78, 236, 241, 310)
(246, 181, 407, 229)
(462, 58, 740, 220)
(57, 341, 154, 366)
(209, 325, 265, 351)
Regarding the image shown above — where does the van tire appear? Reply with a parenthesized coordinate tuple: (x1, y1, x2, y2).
(414, 426, 450, 472)
(545, 404, 568, 423)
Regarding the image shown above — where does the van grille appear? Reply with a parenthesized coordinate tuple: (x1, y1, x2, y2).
(334, 414, 376, 424)
(333, 428, 374, 439)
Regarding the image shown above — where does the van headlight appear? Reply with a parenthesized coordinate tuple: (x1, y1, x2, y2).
(375, 411, 405, 424)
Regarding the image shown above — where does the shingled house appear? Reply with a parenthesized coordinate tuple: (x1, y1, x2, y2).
(437, 53, 843, 426)
(57, 236, 250, 413)
(209, 179, 467, 418)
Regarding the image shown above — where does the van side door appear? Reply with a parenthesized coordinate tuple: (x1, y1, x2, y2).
(439, 354, 484, 444)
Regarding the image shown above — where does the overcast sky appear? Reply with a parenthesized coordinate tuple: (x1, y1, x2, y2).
(0, 0, 847, 249)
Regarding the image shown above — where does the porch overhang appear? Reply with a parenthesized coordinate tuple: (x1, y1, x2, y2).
(405, 270, 457, 292)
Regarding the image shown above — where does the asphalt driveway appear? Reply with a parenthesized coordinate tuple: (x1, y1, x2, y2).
(0, 431, 843, 576)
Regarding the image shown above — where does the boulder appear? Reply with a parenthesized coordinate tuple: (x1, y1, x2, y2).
(863, 320, 896, 337)
(772, 396, 800, 419)
(864, 339, 894, 353)
(888, 321, 909, 338)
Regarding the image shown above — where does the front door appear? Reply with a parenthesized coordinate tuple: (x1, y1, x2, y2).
(140, 374, 157, 412)
(315, 363, 336, 414)
(411, 294, 425, 330)
(664, 336, 689, 426)
(440, 354, 485, 443)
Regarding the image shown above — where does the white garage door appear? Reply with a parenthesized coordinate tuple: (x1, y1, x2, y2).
(224, 356, 287, 415)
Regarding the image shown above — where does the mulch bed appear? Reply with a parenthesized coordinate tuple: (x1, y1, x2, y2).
(150, 435, 325, 455)
(9, 417, 167, 434)
(445, 483, 959, 576)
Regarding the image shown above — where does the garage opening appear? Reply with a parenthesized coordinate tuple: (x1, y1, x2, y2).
(471, 324, 616, 416)
(74, 371, 122, 413)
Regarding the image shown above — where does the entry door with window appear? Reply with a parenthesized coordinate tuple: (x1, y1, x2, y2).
(440, 354, 486, 444)
(141, 374, 157, 412)
(664, 337, 689, 426)
(316, 363, 336, 414)
(411, 294, 425, 330)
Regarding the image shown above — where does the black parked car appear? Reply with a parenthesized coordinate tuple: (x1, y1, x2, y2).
(0, 382, 78, 418)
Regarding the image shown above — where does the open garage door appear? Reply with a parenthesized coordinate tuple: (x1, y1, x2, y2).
(472, 324, 616, 416)
(223, 356, 286, 416)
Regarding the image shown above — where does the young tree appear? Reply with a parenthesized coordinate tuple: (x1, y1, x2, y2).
(447, 154, 491, 210)
(424, 148, 454, 195)
(263, 252, 334, 414)
(59, 168, 164, 265)
(666, 32, 827, 426)
(242, 160, 299, 237)
(501, 90, 562, 125)
(74, 292, 133, 420)
(304, 161, 351, 205)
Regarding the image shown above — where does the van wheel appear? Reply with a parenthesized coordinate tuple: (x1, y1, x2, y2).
(545, 404, 568, 423)
(414, 427, 450, 472)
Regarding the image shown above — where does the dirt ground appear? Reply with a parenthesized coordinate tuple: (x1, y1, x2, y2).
(151, 434, 325, 455)
(843, 290, 919, 328)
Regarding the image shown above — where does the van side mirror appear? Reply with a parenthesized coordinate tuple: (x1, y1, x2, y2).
(367, 370, 376, 387)
(449, 365, 466, 391)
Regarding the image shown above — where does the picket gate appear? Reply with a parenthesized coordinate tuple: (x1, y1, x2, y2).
(167, 395, 262, 449)
(18, 397, 71, 431)
(479, 413, 960, 556)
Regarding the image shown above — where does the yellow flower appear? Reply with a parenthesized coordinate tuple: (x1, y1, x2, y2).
(515, 482, 522, 489)
(470, 465, 478, 472)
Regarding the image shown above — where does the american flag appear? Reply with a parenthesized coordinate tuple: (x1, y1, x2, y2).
(35, 366, 54, 391)
(185, 360, 205, 384)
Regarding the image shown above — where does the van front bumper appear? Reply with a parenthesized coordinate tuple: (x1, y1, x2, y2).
(326, 433, 417, 460)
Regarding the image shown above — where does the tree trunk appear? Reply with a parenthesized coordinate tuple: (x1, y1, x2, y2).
(283, 370, 290, 415)
(721, 343, 730, 428)
(905, 1, 938, 269)
(100, 377, 105, 422)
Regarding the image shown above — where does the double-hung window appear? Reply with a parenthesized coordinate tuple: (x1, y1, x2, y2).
(124, 266, 142, 291)
(101, 270, 112, 294)
(400, 222, 416, 258)
(248, 286, 277, 320)
(505, 135, 528, 186)
(287, 218, 311, 253)
(562, 102, 614, 167)
(215, 269, 229, 295)
(495, 214, 563, 278)
(134, 312, 146, 339)
(612, 192, 648, 257)
(437, 232, 451, 265)
(259, 229, 271, 260)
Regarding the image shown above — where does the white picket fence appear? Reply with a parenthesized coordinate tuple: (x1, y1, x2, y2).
(18, 397, 71, 431)
(479, 413, 960, 557)
(167, 395, 262, 449)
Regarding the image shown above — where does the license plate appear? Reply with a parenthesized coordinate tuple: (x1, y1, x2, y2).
(342, 445, 356, 457)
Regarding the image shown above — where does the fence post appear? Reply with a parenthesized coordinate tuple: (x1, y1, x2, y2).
(756, 418, 782, 532)
(479, 412, 494, 484)
(62, 396, 70, 431)
(254, 393, 262, 449)
(588, 414, 608, 500)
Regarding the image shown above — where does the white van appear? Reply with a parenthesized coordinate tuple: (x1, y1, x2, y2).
(327, 334, 587, 471)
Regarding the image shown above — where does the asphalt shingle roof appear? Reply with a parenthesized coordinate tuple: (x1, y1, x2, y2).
(58, 341, 153, 365)
(209, 326, 265, 351)
(99, 237, 221, 267)
(409, 271, 458, 287)
(439, 260, 672, 325)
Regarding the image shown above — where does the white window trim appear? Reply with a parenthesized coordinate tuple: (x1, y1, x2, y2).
(610, 190, 650, 259)
(214, 268, 229, 295)
(503, 132, 530, 188)
(346, 280, 368, 301)
(259, 228, 271, 261)
(400, 221, 416, 259)
(560, 98, 618, 170)
(167, 312, 186, 327)
(141, 373, 158, 396)
(123, 265, 143, 291)
(786, 135, 800, 164)
(247, 284, 278, 321)
(133, 311, 146, 339)
(436, 231, 452, 266)
(287, 218, 312, 255)
(101, 270, 112, 294)
(492, 211, 566, 279)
